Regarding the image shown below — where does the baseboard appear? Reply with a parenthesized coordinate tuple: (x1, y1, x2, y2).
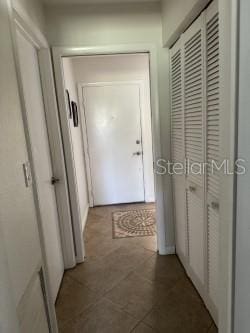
(145, 196, 156, 203)
(158, 245, 176, 255)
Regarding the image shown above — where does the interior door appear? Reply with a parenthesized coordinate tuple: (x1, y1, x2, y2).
(82, 83, 145, 206)
(183, 14, 206, 286)
(16, 29, 64, 301)
(170, 38, 188, 261)
(205, 2, 220, 312)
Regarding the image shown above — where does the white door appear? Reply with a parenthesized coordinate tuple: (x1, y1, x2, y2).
(16, 30, 64, 301)
(82, 83, 145, 206)
(183, 14, 205, 286)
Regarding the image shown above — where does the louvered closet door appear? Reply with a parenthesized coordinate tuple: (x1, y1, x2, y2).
(183, 15, 206, 286)
(205, 0, 219, 315)
(170, 39, 187, 260)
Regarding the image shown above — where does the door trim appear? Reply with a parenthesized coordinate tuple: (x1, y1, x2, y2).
(38, 50, 76, 269)
(78, 79, 155, 207)
(52, 44, 168, 255)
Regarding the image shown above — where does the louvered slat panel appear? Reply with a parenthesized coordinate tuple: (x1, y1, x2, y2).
(171, 48, 184, 163)
(170, 42, 187, 260)
(206, 5, 219, 318)
(208, 204, 219, 306)
(207, 12, 219, 199)
(184, 28, 203, 187)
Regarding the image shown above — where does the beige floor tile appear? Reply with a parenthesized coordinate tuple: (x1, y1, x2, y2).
(60, 298, 139, 333)
(56, 275, 100, 326)
(56, 203, 216, 333)
(135, 253, 186, 288)
(208, 322, 218, 332)
(105, 272, 158, 319)
(143, 278, 213, 333)
(132, 322, 157, 333)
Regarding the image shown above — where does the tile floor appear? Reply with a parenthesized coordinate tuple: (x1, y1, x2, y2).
(56, 203, 217, 333)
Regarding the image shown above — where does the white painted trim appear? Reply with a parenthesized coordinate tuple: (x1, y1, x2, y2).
(77, 84, 94, 207)
(38, 49, 76, 270)
(11, 4, 48, 48)
(52, 44, 167, 255)
(162, 246, 176, 255)
(78, 79, 155, 206)
(218, 0, 238, 332)
(53, 55, 86, 264)
(9, 6, 59, 333)
(81, 205, 89, 234)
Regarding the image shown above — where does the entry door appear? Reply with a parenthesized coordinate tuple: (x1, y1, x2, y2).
(82, 83, 145, 206)
(16, 30, 64, 301)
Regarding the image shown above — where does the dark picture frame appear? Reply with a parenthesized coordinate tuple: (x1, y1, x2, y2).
(71, 101, 79, 127)
(66, 89, 72, 118)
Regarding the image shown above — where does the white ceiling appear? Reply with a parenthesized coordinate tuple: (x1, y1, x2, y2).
(42, 0, 160, 5)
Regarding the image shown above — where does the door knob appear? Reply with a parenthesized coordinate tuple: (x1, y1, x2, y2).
(211, 201, 219, 210)
(133, 151, 142, 156)
(189, 185, 196, 192)
(51, 176, 60, 185)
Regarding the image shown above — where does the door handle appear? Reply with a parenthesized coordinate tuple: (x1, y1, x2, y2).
(133, 151, 142, 156)
(189, 185, 196, 192)
(51, 176, 60, 185)
(211, 201, 219, 210)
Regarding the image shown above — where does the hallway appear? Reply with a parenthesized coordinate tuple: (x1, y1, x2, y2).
(56, 203, 217, 332)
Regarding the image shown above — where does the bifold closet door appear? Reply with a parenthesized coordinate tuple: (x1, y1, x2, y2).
(205, 1, 220, 315)
(183, 15, 206, 287)
(170, 0, 220, 323)
(170, 40, 188, 261)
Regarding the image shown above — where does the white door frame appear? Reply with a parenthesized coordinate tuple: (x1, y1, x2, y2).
(9, 6, 59, 333)
(78, 79, 155, 207)
(218, 0, 238, 332)
(53, 45, 168, 255)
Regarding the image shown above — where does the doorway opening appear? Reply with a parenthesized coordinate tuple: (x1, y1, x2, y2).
(53, 46, 168, 264)
(61, 53, 157, 254)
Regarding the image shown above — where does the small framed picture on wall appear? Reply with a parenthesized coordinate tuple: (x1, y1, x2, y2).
(66, 89, 72, 118)
(71, 101, 79, 127)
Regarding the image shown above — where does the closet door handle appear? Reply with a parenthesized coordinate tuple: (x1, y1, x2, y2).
(51, 176, 60, 185)
(133, 151, 142, 156)
(211, 201, 219, 210)
(189, 185, 196, 192)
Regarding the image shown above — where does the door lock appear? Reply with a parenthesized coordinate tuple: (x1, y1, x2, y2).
(133, 151, 142, 156)
(51, 176, 60, 185)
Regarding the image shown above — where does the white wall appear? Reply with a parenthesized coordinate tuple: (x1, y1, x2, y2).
(11, 0, 46, 33)
(161, 0, 210, 46)
(45, 1, 175, 250)
(72, 53, 155, 203)
(62, 58, 89, 232)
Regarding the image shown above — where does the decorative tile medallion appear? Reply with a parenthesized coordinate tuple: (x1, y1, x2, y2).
(112, 208, 156, 239)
